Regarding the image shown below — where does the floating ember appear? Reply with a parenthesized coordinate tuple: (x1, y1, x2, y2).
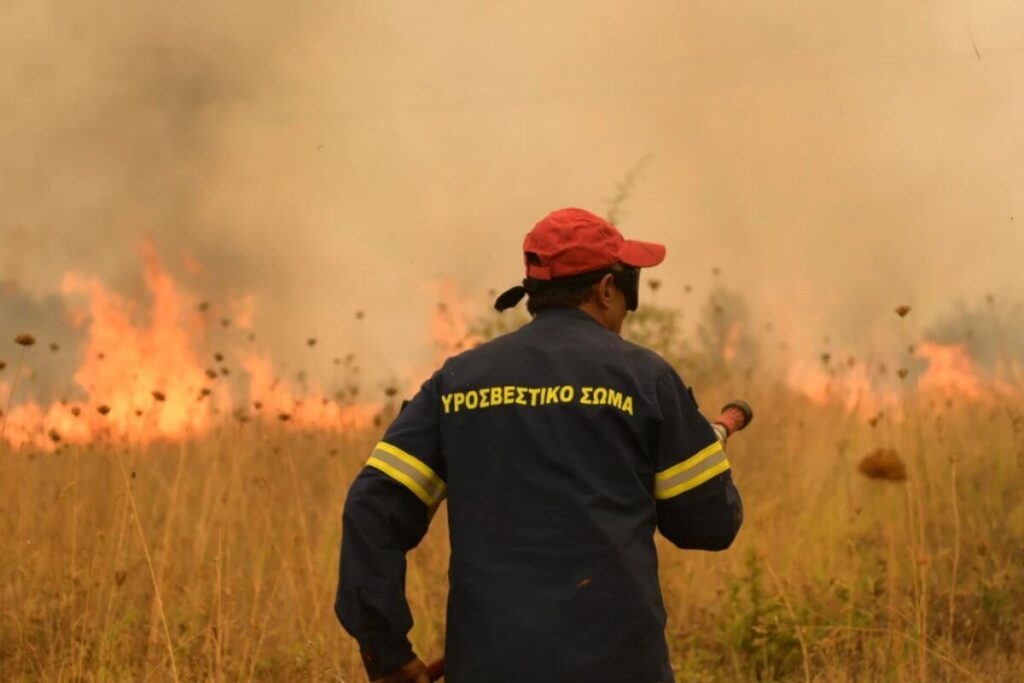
(858, 449, 907, 482)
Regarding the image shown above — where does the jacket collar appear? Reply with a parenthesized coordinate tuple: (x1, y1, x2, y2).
(532, 307, 605, 329)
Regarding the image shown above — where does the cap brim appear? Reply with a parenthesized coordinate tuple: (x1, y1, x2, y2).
(618, 239, 666, 269)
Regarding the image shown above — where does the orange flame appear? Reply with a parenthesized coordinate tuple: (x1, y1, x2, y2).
(1, 245, 379, 450)
(721, 323, 742, 362)
(58, 243, 225, 438)
(914, 341, 983, 400)
(785, 359, 899, 416)
(785, 340, 1013, 415)
(239, 352, 377, 431)
(429, 280, 482, 364)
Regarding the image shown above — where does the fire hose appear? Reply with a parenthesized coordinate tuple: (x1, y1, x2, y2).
(420, 400, 754, 682)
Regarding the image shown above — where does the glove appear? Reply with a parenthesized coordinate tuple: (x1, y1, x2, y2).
(371, 657, 431, 683)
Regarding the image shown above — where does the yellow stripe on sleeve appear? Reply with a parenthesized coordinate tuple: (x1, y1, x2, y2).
(654, 441, 731, 500)
(365, 441, 446, 507)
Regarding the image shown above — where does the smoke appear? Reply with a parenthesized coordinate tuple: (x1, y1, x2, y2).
(0, 1, 334, 375)
(0, 280, 77, 397)
(2, 1, 1024, 386)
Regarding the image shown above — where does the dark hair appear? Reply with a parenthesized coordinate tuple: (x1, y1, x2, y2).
(524, 262, 633, 316)
(525, 279, 596, 315)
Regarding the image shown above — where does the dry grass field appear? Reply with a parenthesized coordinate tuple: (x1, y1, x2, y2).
(2, 294, 1023, 682)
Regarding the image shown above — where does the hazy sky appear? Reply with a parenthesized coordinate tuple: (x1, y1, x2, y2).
(2, 0, 1022, 380)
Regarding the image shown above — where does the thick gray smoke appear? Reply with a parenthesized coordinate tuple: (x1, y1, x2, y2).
(2, 1, 1023, 392)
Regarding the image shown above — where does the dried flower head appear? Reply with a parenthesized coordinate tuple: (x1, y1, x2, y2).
(711, 266, 721, 277)
(897, 368, 909, 380)
(647, 278, 662, 292)
(97, 405, 111, 416)
(71, 406, 81, 417)
(894, 305, 911, 318)
(0, 361, 5, 371)
(48, 429, 61, 443)
(253, 401, 263, 410)
(199, 387, 211, 398)
(220, 318, 231, 328)
(384, 386, 398, 397)
(134, 409, 143, 417)
(14, 333, 36, 346)
(307, 337, 317, 347)
(206, 369, 218, 380)
(355, 310, 365, 320)
(214, 352, 224, 362)
(151, 390, 166, 402)
(278, 412, 291, 422)
(198, 301, 211, 313)
(114, 569, 127, 586)
(49, 343, 59, 352)
(220, 367, 230, 376)
(858, 449, 907, 482)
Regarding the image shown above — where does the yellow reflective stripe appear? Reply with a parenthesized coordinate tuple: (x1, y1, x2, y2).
(366, 440, 446, 508)
(656, 440, 723, 482)
(366, 456, 436, 507)
(376, 441, 442, 483)
(655, 458, 731, 500)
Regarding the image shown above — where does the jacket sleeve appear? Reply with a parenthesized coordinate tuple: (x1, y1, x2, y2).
(335, 371, 447, 680)
(652, 367, 742, 551)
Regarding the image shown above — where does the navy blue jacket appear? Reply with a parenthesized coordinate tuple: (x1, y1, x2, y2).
(336, 307, 742, 682)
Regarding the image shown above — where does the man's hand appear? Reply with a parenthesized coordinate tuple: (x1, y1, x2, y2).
(370, 657, 431, 683)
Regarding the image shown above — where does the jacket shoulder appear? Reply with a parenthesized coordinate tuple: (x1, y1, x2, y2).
(612, 335, 675, 376)
(435, 325, 521, 371)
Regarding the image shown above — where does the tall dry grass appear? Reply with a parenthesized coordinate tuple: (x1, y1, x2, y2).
(3, 387, 1022, 681)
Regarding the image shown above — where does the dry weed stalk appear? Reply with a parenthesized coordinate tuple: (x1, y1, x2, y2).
(1, 333, 37, 450)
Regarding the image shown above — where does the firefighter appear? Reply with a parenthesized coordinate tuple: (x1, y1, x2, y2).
(335, 207, 743, 683)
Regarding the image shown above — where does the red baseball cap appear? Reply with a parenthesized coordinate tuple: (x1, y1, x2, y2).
(523, 207, 666, 280)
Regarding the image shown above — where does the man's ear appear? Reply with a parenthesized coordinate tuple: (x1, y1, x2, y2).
(596, 273, 616, 309)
